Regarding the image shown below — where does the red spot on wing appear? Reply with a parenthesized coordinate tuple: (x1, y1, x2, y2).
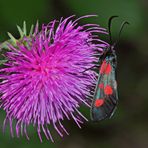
(100, 60, 107, 74)
(98, 83, 104, 89)
(95, 99, 104, 107)
(104, 85, 113, 95)
(105, 63, 112, 75)
(100, 60, 112, 75)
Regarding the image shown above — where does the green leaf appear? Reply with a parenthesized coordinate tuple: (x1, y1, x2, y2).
(29, 24, 34, 35)
(7, 32, 16, 44)
(0, 60, 7, 65)
(17, 25, 24, 38)
(0, 41, 9, 49)
(23, 21, 27, 36)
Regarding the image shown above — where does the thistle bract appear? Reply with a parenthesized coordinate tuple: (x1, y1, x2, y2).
(0, 15, 108, 142)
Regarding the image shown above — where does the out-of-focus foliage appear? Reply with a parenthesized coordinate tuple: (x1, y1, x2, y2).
(0, 0, 148, 148)
(0, 0, 51, 41)
(65, 0, 144, 39)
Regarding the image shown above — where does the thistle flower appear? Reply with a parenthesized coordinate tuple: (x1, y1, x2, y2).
(0, 15, 108, 142)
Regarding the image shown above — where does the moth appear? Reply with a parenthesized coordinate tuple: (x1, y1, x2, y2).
(91, 16, 129, 121)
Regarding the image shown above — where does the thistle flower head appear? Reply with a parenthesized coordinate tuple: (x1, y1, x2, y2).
(0, 15, 108, 142)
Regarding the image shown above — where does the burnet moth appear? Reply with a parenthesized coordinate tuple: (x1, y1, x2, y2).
(90, 16, 129, 121)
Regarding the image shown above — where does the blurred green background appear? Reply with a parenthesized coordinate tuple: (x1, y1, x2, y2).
(0, 0, 148, 147)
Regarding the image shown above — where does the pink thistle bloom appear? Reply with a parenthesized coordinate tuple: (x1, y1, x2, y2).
(0, 15, 108, 142)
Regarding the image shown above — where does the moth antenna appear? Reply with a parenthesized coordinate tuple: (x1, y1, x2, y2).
(108, 16, 119, 45)
(114, 21, 129, 46)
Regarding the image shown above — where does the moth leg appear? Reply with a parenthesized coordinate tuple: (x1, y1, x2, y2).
(81, 64, 100, 73)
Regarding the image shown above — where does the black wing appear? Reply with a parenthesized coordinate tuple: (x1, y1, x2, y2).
(91, 59, 118, 121)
